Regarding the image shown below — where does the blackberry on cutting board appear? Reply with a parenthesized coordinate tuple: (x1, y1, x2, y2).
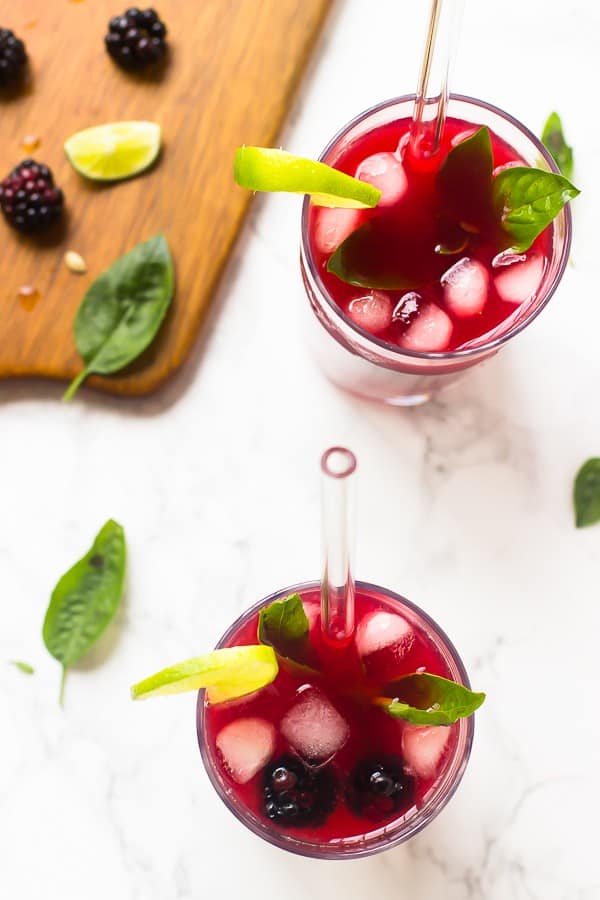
(105, 8, 168, 70)
(263, 755, 338, 827)
(0, 160, 64, 233)
(0, 28, 27, 87)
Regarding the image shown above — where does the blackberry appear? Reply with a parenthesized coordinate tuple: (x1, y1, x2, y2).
(263, 755, 337, 827)
(0, 160, 64, 233)
(0, 28, 27, 87)
(105, 8, 167, 69)
(348, 756, 415, 821)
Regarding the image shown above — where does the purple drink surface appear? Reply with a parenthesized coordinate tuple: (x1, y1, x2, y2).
(202, 585, 464, 844)
(308, 115, 553, 353)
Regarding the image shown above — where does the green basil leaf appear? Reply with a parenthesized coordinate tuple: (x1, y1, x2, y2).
(492, 166, 579, 252)
(43, 519, 126, 704)
(438, 126, 493, 229)
(542, 112, 573, 179)
(327, 215, 441, 290)
(574, 458, 600, 528)
(258, 593, 314, 666)
(11, 660, 34, 674)
(64, 234, 174, 401)
(379, 672, 485, 725)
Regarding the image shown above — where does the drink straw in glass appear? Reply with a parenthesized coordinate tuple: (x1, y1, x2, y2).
(320, 447, 357, 643)
(409, 0, 465, 158)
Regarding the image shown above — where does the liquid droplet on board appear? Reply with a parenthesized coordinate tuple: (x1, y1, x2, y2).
(18, 285, 41, 311)
(21, 135, 41, 153)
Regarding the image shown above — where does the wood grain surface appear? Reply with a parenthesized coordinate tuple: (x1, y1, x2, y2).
(0, 0, 331, 395)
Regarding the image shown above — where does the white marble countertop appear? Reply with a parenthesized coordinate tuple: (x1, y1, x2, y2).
(2, 1, 599, 898)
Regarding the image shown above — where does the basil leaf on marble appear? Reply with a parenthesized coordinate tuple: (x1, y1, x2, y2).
(43, 519, 126, 704)
(574, 459, 600, 528)
(379, 672, 485, 725)
(258, 593, 313, 666)
(63, 234, 174, 401)
(492, 166, 579, 252)
(11, 660, 35, 674)
(542, 112, 573, 179)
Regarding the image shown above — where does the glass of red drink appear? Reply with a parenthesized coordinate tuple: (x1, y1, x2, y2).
(196, 580, 474, 859)
(300, 93, 572, 405)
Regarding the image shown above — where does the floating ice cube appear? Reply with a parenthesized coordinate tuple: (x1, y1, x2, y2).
(348, 292, 393, 334)
(399, 303, 453, 352)
(313, 207, 361, 254)
(492, 160, 521, 177)
(442, 257, 489, 317)
(216, 717, 276, 784)
(356, 152, 407, 207)
(281, 686, 349, 762)
(303, 602, 320, 632)
(450, 128, 477, 147)
(494, 252, 544, 305)
(393, 291, 421, 324)
(492, 250, 527, 269)
(402, 724, 450, 778)
(356, 611, 414, 658)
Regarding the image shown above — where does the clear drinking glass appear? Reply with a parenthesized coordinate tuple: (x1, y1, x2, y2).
(196, 579, 474, 859)
(300, 94, 572, 406)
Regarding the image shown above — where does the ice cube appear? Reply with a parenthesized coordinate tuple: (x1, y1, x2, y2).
(303, 602, 320, 632)
(402, 724, 450, 778)
(494, 252, 544, 305)
(442, 257, 489, 317)
(281, 686, 349, 762)
(356, 152, 407, 207)
(399, 303, 453, 352)
(450, 128, 477, 147)
(356, 611, 414, 658)
(492, 250, 527, 269)
(348, 292, 393, 334)
(313, 207, 361, 254)
(216, 717, 276, 784)
(492, 160, 521, 177)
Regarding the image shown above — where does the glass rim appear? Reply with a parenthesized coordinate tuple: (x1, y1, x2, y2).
(196, 579, 475, 860)
(300, 92, 573, 363)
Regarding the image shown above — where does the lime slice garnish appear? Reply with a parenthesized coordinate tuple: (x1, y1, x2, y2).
(234, 147, 381, 209)
(130, 645, 278, 703)
(64, 121, 161, 181)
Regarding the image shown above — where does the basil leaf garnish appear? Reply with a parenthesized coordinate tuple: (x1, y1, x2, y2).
(258, 593, 315, 666)
(438, 126, 493, 230)
(43, 519, 126, 704)
(492, 166, 579, 252)
(574, 458, 600, 528)
(11, 660, 34, 674)
(542, 112, 573, 179)
(327, 216, 440, 290)
(379, 672, 485, 725)
(64, 234, 174, 401)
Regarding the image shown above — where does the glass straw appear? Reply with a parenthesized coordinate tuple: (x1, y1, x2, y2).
(409, 0, 465, 159)
(320, 447, 357, 644)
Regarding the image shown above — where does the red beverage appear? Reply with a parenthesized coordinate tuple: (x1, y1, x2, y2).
(197, 581, 474, 858)
(300, 95, 572, 405)
(309, 116, 552, 353)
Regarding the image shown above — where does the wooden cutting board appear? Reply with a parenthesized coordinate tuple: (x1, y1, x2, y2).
(0, 0, 331, 395)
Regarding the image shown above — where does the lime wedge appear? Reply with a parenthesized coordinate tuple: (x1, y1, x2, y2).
(130, 645, 278, 703)
(234, 147, 381, 209)
(64, 121, 161, 181)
